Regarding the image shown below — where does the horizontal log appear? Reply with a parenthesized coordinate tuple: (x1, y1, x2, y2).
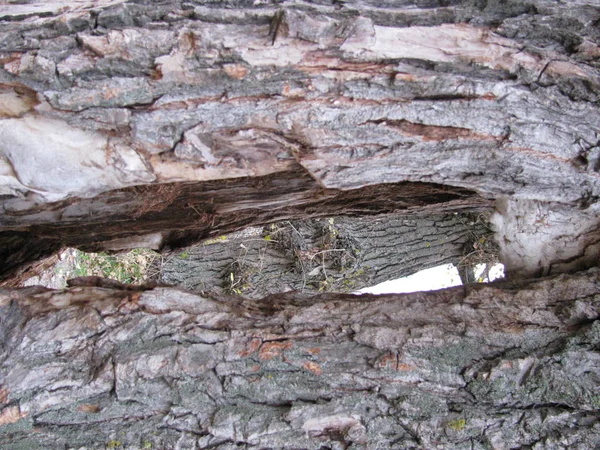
(0, 269, 599, 448)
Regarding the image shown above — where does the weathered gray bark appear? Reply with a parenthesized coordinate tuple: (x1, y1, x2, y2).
(159, 212, 493, 298)
(1, 269, 599, 449)
(1, 2, 600, 448)
(1, 0, 600, 280)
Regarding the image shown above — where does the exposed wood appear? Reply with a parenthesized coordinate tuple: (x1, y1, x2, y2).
(1, 0, 600, 279)
(1, 2, 600, 447)
(0, 176, 489, 283)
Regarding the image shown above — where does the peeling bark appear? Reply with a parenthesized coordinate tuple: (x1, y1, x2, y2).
(1, 270, 599, 449)
(1, 2, 600, 447)
(1, 0, 600, 279)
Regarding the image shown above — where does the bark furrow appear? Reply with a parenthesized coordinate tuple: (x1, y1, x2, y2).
(1, 269, 599, 449)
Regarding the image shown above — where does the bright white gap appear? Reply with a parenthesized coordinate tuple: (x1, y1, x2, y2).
(356, 263, 505, 295)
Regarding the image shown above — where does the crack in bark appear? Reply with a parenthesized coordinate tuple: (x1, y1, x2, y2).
(1, 273, 599, 447)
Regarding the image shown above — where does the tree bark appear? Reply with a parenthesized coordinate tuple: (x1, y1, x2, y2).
(1, 269, 599, 449)
(2, 2, 600, 447)
(1, 0, 600, 280)
(159, 212, 493, 298)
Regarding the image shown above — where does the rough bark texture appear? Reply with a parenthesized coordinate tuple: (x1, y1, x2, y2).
(1, 269, 599, 449)
(1, 0, 600, 279)
(159, 211, 493, 298)
(2, 2, 600, 448)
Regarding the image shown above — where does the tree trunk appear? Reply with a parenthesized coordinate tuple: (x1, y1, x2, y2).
(1, 269, 599, 449)
(1, 0, 600, 280)
(2, 2, 600, 447)
(159, 212, 493, 298)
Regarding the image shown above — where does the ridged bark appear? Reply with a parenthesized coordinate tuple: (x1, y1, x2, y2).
(1, 0, 600, 279)
(1, 2, 600, 448)
(159, 212, 493, 298)
(1, 270, 599, 449)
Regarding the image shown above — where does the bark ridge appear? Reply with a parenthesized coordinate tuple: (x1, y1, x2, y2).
(0, 270, 599, 449)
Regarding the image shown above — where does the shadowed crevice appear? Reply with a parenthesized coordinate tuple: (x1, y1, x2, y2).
(0, 170, 491, 284)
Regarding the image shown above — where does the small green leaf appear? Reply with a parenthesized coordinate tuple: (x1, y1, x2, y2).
(264, 234, 271, 241)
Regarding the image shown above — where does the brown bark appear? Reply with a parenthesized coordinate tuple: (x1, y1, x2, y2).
(1, 269, 599, 449)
